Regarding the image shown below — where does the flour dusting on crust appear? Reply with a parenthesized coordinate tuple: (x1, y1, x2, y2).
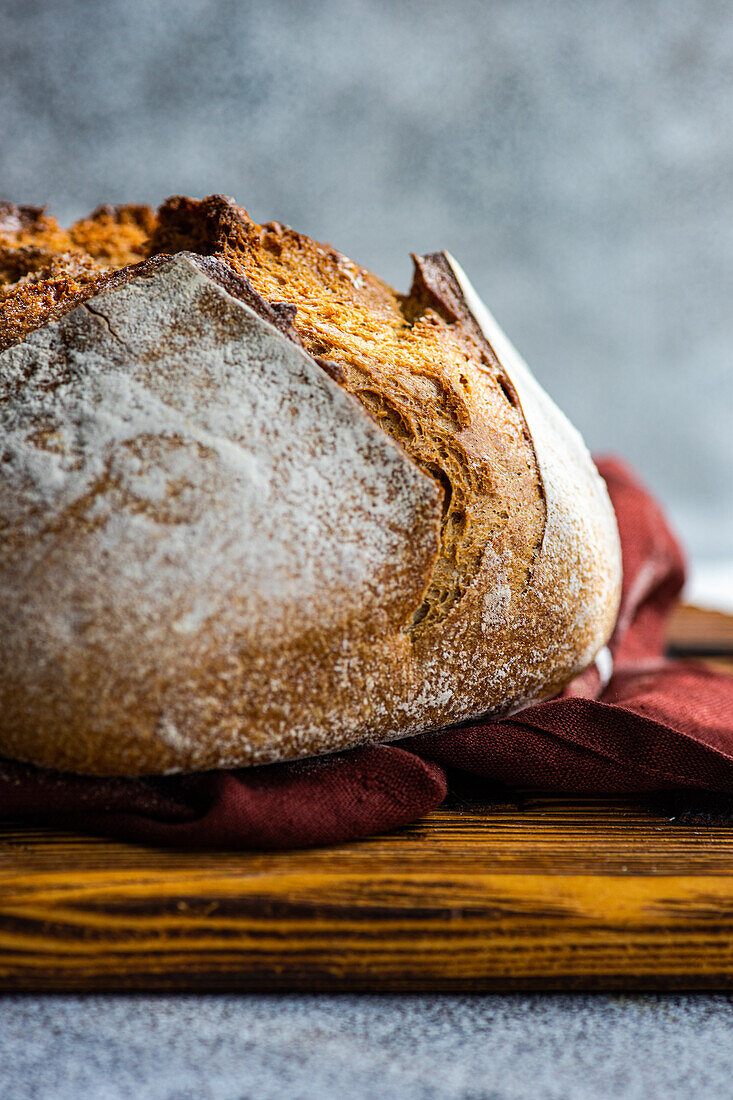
(0, 255, 442, 772)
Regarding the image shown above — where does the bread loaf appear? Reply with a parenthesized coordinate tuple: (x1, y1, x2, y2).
(0, 196, 621, 775)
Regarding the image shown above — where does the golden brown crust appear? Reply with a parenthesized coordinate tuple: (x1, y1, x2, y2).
(0, 202, 73, 251)
(0, 202, 158, 353)
(68, 204, 157, 266)
(0, 196, 622, 775)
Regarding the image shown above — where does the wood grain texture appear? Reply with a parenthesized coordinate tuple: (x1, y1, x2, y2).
(668, 603, 733, 653)
(0, 605, 731, 993)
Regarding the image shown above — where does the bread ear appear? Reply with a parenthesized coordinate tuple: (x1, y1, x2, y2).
(442, 251, 622, 698)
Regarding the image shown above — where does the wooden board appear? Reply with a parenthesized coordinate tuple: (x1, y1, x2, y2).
(667, 603, 733, 655)
(1, 604, 732, 994)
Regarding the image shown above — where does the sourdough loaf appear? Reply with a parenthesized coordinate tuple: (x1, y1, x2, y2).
(0, 196, 621, 774)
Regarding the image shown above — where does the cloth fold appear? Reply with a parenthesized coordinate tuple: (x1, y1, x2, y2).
(2, 457, 732, 849)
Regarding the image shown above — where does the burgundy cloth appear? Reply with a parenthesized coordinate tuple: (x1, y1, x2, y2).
(2, 457, 732, 849)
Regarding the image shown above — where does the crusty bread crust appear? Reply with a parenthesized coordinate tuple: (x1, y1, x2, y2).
(0, 202, 157, 353)
(0, 200, 621, 774)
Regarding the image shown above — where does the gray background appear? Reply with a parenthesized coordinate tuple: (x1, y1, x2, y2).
(3, 993, 733, 1100)
(1, 0, 732, 562)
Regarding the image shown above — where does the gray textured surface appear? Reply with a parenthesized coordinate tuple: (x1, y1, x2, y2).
(2, 993, 733, 1099)
(1, 0, 731, 560)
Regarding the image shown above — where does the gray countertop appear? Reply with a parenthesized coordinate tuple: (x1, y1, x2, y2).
(3, 993, 733, 1100)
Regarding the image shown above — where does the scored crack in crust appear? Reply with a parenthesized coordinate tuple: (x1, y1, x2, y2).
(146, 195, 547, 632)
(0, 194, 621, 775)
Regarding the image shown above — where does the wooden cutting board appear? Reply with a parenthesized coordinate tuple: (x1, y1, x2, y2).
(1, 604, 732, 994)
